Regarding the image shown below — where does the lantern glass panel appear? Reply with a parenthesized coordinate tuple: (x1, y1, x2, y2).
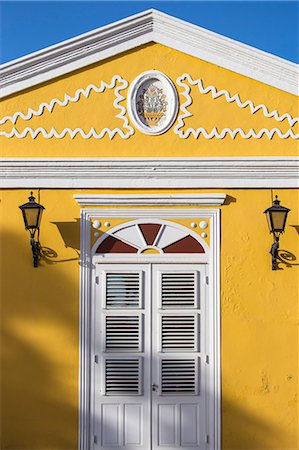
(271, 211, 287, 232)
(24, 207, 41, 229)
(265, 212, 273, 233)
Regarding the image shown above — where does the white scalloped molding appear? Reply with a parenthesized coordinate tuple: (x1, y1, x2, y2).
(0, 10, 298, 98)
(0, 75, 134, 140)
(1, 157, 298, 188)
(174, 74, 299, 140)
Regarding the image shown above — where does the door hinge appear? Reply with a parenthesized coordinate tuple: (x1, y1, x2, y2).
(205, 355, 209, 364)
(94, 354, 99, 364)
(95, 276, 100, 285)
(205, 276, 209, 285)
(93, 434, 97, 444)
(205, 434, 209, 444)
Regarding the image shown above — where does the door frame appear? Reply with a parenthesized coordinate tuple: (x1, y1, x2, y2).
(77, 206, 221, 450)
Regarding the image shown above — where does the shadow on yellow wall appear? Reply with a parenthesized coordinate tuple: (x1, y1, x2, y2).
(1, 198, 298, 449)
(1, 228, 79, 449)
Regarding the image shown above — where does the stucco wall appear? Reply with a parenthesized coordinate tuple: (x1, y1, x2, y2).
(1, 39, 298, 449)
(0, 188, 298, 450)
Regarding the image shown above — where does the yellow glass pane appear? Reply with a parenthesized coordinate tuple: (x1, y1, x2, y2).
(25, 208, 39, 228)
(271, 211, 286, 231)
(141, 248, 160, 254)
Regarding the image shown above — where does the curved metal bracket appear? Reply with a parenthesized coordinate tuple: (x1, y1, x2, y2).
(270, 237, 280, 270)
(30, 237, 41, 267)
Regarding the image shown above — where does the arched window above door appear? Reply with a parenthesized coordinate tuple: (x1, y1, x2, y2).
(95, 221, 206, 254)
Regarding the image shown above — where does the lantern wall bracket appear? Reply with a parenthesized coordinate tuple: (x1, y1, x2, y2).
(30, 235, 42, 268)
(270, 236, 279, 271)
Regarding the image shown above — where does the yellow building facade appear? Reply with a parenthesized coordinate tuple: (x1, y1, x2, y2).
(1, 10, 298, 450)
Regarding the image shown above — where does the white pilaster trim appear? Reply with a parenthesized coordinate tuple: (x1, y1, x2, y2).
(1, 157, 298, 188)
(211, 208, 221, 450)
(78, 208, 221, 450)
(1, 9, 298, 98)
(78, 209, 92, 450)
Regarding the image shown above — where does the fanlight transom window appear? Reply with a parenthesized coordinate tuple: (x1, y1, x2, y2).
(95, 222, 205, 254)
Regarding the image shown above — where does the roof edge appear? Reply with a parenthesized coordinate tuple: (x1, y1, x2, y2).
(1, 9, 298, 97)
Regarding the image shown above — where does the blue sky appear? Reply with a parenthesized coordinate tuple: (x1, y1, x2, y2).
(1, 1, 298, 64)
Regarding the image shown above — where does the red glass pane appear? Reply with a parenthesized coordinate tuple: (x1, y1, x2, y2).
(96, 236, 138, 253)
(163, 235, 205, 253)
(139, 224, 161, 245)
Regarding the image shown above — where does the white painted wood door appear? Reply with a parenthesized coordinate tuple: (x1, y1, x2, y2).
(92, 263, 208, 450)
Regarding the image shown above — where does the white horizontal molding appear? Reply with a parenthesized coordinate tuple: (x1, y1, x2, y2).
(80, 208, 219, 218)
(74, 193, 227, 206)
(1, 157, 298, 188)
(1, 9, 298, 98)
(92, 255, 208, 264)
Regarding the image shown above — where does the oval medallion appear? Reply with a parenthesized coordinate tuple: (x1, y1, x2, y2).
(127, 71, 178, 135)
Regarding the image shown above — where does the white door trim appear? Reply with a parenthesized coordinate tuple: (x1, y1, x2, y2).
(78, 208, 220, 450)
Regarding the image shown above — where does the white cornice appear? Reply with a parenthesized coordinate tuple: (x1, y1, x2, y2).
(1, 157, 298, 188)
(0, 9, 298, 98)
(73, 193, 226, 206)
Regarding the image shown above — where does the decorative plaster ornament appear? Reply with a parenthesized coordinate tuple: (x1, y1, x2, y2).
(0, 75, 134, 140)
(127, 71, 178, 135)
(174, 73, 299, 140)
(104, 222, 111, 227)
(199, 221, 208, 229)
(201, 232, 207, 238)
(190, 222, 197, 228)
(94, 232, 100, 237)
(92, 220, 101, 229)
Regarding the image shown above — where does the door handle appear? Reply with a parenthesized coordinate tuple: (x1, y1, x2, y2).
(152, 383, 158, 392)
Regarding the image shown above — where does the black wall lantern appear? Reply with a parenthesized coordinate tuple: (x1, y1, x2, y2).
(19, 192, 45, 267)
(264, 195, 290, 270)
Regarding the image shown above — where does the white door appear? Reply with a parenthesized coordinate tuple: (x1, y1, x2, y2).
(92, 263, 208, 450)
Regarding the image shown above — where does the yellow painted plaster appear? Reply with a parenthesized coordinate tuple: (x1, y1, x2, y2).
(1, 38, 299, 450)
(1, 188, 298, 450)
(1, 44, 298, 157)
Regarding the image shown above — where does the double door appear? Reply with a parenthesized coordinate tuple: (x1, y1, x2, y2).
(92, 263, 209, 449)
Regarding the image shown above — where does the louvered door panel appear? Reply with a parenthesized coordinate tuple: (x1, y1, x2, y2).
(161, 359, 197, 395)
(161, 272, 198, 308)
(105, 358, 142, 395)
(105, 272, 142, 308)
(94, 265, 151, 449)
(161, 315, 198, 351)
(105, 315, 142, 351)
(152, 264, 206, 449)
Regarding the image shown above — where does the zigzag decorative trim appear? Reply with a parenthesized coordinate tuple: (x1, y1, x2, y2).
(0, 75, 134, 139)
(174, 74, 299, 139)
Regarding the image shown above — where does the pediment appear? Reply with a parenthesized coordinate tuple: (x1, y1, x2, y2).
(0, 10, 298, 160)
(1, 9, 298, 98)
(1, 43, 298, 150)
